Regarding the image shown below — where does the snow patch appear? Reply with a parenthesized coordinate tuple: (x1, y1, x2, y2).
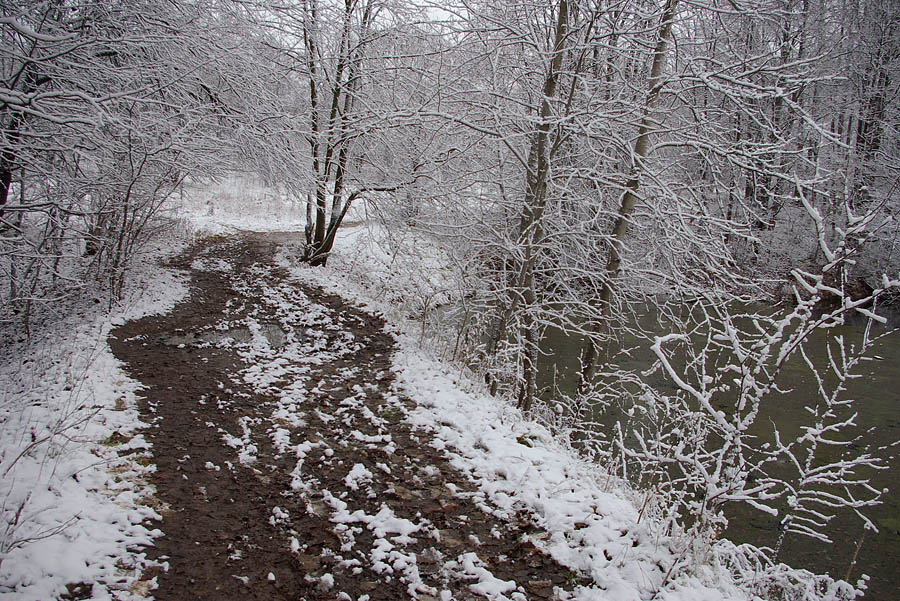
(344, 463, 374, 491)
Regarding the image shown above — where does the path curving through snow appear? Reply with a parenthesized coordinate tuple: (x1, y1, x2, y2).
(109, 233, 593, 601)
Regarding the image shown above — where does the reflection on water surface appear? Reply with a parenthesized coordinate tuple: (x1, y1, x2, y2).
(529, 304, 899, 599)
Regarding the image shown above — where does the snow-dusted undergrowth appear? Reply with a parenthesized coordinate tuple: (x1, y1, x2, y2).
(177, 176, 863, 600)
(279, 219, 864, 601)
(0, 237, 189, 600)
(174, 174, 306, 236)
(0, 177, 861, 600)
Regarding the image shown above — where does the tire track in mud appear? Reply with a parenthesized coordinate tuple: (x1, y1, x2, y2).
(109, 233, 589, 601)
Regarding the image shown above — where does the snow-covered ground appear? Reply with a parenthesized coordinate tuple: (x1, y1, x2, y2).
(176, 174, 463, 324)
(287, 253, 759, 601)
(0, 178, 864, 600)
(172, 174, 307, 236)
(0, 238, 189, 600)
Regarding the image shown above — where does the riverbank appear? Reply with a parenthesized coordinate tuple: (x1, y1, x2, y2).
(0, 230, 803, 600)
(0, 190, 878, 599)
(104, 232, 752, 600)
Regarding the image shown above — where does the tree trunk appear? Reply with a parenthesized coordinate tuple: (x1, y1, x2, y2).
(0, 165, 11, 210)
(482, 0, 570, 409)
(303, 0, 374, 267)
(578, 0, 680, 393)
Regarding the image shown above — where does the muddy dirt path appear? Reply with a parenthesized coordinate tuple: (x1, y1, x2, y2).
(109, 233, 587, 601)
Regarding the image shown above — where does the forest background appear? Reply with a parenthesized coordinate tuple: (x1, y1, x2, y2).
(2, 0, 899, 599)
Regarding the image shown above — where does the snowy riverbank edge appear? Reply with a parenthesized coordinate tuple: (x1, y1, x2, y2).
(0, 224, 863, 601)
(0, 238, 190, 600)
(280, 238, 866, 601)
(281, 249, 745, 601)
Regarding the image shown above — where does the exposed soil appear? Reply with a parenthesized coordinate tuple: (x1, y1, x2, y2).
(108, 233, 589, 601)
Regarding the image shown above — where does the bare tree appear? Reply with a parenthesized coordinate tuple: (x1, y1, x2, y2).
(0, 0, 281, 326)
(251, 0, 431, 266)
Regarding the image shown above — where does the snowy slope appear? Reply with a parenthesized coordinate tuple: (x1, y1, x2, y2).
(0, 239, 188, 600)
(0, 179, 863, 600)
(290, 257, 754, 601)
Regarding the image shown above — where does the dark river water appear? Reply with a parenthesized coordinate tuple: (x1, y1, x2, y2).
(528, 308, 900, 600)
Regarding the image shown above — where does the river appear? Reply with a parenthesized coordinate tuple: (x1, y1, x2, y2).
(526, 305, 900, 600)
